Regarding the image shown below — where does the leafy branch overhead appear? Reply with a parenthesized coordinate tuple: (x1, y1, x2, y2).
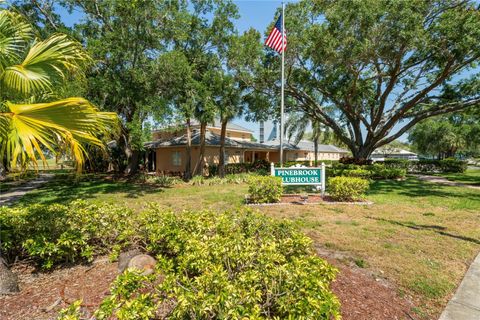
(255, 0, 480, 159)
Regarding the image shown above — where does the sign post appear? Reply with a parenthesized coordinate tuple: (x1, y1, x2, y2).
(271, 162, 326, 196)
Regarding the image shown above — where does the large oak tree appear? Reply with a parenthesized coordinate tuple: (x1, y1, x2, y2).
(258, 0, 480, 159)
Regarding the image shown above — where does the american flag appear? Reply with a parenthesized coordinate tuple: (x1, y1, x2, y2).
(265, 14, 286, 53)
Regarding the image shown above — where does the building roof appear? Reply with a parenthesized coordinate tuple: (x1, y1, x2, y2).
(145, 131, 274, 150)
(262, 139, 349, 153)
(153, 119, 253, 134)
(372, 148, 417, 156)
(199, 119, 253, 133)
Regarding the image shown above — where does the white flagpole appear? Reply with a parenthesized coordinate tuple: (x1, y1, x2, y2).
(280, 2, 285, 167)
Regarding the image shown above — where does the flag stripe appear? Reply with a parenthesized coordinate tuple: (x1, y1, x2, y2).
(264, 14, 287, 54)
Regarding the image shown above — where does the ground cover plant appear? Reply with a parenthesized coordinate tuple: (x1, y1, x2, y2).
(0, 201, 341, 319)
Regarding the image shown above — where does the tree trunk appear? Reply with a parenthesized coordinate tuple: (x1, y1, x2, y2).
(193, 122, 207, 176)
(184, 118, 192, 180)
(124, 144, 140, 175)
(218, 120, 228, 178)
(314, 138, 318, 166)
(351, 144, 375, 161)
(0, 162, 6, 181)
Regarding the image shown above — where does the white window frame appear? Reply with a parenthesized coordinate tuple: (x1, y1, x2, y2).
(172, 151, 182, 166)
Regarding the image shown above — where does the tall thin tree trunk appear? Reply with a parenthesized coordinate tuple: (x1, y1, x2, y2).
(314, 137, 318, 167)
(193, 122, 207, 176)
(218, 119, 228, 178)
(0, 161, 6, 181)
(185, 118, 192, 180)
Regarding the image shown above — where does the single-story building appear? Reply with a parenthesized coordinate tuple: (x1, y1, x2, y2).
(262, 139, 349, 162)
(370, 148, 419, 161)
(144, 120, 350, 175)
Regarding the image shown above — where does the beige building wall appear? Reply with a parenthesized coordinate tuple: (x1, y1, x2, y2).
(207, 127, 252, 141)
(155, 146, 245, 173)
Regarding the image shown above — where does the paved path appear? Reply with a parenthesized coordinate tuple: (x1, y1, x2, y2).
(414, 174, 480, 190)
(0, 174, 53, 206)
(439, 253, 480, 320)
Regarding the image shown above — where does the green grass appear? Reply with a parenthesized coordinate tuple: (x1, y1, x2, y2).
(435, 167, 480, 186)
(7, 173, 480, 319)
(15, 174, 247, 211)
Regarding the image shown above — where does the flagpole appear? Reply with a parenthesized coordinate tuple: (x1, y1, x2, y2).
(280, 1, 285, 168)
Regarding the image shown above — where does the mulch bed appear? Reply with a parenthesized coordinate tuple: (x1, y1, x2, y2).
(0, 258, 118, 320)
(1, 254, 417, 320)
(247, 194, 372, 205)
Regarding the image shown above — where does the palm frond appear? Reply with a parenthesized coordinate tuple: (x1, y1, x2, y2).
(1, 98, 118, 173)
(1, 34, 89, 95)
(0, 10, 33, 72)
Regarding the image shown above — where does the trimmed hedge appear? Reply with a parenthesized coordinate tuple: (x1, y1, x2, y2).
(375, 158, 467, 173)
(209, 159, 270, 176)
(329, 163, 406, 180)
(247, 175, 283, 203)
(2, 202, 341, 319)
(328, 176, 370, 201)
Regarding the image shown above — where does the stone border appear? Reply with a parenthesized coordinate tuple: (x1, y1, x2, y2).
(246, 200, 373, 206)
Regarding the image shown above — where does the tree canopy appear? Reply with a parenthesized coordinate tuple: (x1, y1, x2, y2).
(254, 0, 480, 159)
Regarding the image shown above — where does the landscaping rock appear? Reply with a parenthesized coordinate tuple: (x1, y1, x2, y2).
(0, 258, 19, 294)
(117, 249, 142, 272)
(127, 254, 157, 275)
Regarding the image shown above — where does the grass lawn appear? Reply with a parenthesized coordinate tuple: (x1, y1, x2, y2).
(10, 173, 480, 319)
(435, 167, 480, 186)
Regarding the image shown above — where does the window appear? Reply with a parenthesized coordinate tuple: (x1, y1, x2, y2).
(172, 151, 182, 166)
(224, 151, 230, 164)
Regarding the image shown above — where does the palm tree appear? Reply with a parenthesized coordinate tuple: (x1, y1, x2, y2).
(213, 74, 242, 178)
(0, 8, 117, 177)
(192, 92, 216, 176)
(285, 111, 341, 166)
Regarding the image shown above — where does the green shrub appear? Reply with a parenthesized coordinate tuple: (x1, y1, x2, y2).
(328, 176, 370, 201)
(147, 175, 180, 187)
(342, 168, 372, 178)
(210, 159, 270, 176)
(369, 164, 406, 179)
(439, 158, 467, 173)
(379, 159, 409, 169)
(329, 163, 406, 180)
(0, 201, 137, 269)
(408, 159, 467, 173)
(61, 208, 340, 319)
(247, 175, 283, 203)
(189, 175, 206, 185)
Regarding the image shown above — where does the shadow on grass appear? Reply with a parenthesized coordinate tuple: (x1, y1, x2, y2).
(368, 217, 480, 245)
(438, 173, 480, 186)
(17, 174, 165, 206)
(367, 177, 480, 201)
